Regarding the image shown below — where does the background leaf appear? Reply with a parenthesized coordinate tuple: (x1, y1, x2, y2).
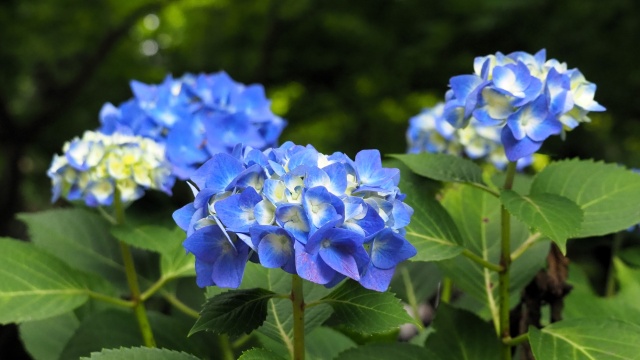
(529, 319, 640, 359)
(425, 304, 500, 359)
(305, 326, 357, 360)
(530, 159, 640, 238)
(190, 288, 276, 337)
(60, 309, 215, 359)
(238, 348, 287, 360)
(335, 343, 440, 360)
(0, 238, 93, 324)
(384, 157, 463, 262)
(19, 312, 80, 360)
(437, 184, 549, 323)
(388, 153, 485, 185)
(80, 347, 199, 360)
(500, 190, 582, 253)
(320, 280, 415, 335)
(18, 209, 127, 289)
(564, 259, 640, 325)
(111, 224, 184, 255)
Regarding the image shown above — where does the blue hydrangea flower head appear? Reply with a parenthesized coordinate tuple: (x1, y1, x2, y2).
(99, 71, 287, 180)
(47, 131, 175, 207)
(407, 102, 532, 170)
(443, 49, 605, 161)
(173, 142, 416, 291)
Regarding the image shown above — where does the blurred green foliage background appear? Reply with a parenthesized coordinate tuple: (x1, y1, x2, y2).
(1, 0, 639, 356)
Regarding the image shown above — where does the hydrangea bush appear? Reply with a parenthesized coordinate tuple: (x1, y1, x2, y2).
(3, 53, 640, 360)
(47, 130, 175, 206)
(407, 102, 532, 169)
(173, 142, 416, 291)
(442, 49, 605, 160)
(99, 71, 287, 179)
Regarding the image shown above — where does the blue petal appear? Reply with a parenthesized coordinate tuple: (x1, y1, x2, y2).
(319, 246, 360, 281)
(358, 263, 395, 292)
(194, 258, 215, 288)
(214, 187, 263, 232)
(257, 228, 295, 269)
(211, 237, 250, 288)
(501, 126, 543, 161)
(294, 241, 335, 285)
(226, 163, 266, 192)
(173, 203, 196, 231)
(391, 200, 413, 230)
(183, 225, 227, 263)
(254, 200, 276, 225)
(367, 229, 417, 269)
(191, 153, 245, 193)
(303, 187, 343, 229)
(322, 162, 348, 195)
(263, 179, 288, 205)
(275, 204, 311, 244)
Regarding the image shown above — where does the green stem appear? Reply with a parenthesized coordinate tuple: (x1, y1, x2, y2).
(291, 274, 305, 360)
(499, 161, 517, 360)
(401, 267, 423, 328)
(510, 232, 542, 262)
(160, 290, 200, 319)
(606, 232, 623, 297)
(502, 332, 529, 347)
(469, 182, 500, 198)
(114, 190, 156, 348)
(218, 334, 235, 360)
(462, 249, 504, 272)
(140, 276, 169, 302)
(440, 277, 453, 304)
(87, 290, 134, 308)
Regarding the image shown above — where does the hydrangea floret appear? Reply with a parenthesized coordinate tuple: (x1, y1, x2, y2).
(99, 71, 287, 179)
(407, 102, 532, 170)
(47, 131, 175, 206)
(443, 49, 605, 161)
(173, 141, 416, 291)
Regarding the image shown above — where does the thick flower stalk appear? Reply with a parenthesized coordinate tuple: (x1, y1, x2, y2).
(407, 102, 532, 170)
(173, 142, 417, 291)
(99, 72, 287, 179)
(442, 49, 605, 161)
(47, 131, 175, 206)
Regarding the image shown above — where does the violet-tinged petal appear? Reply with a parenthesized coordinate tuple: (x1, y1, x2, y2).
(501, 126, 543, 161)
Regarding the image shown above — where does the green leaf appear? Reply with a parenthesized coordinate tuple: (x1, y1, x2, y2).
(389, 261, 442, 305)
(61, 309, 215, 359)
(19, 312, 80, 360)
(18, 209, 127, 289)
(529, 319, 640, 359)
(238, 263, 333, 352)
(437, 185, 549, 322)
(386, 157, 464, 262)
(0, 238, 94, 324)
(306, 327, 357, 360)
(499, 190, 582, 253)
(564, 259, 640, 325)
(425, 304, 500, 359)
(190, 288, 276, 336)
(335, 343, 440, 360)
(238, 348, 287, 360)
(388, 153, 485, 185)
(158, 227, 195, 279)
(80, 347, 199, 360)
(111, 224, 183, 255)
(320, 280, 415, 335)
(405, 196, 464, 262)
(531, 159, 640, 237)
